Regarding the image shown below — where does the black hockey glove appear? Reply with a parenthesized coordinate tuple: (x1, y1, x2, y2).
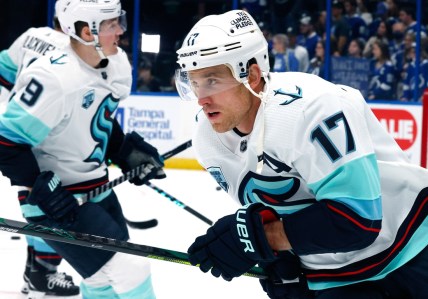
(188, 203, 279, 281)
(117, 131, 166, 185)
(259, 251, 313, 299)
(27, 171, 78, 224)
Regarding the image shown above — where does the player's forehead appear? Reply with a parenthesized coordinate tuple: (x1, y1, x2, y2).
(188, 65, 232, 79)
(100, 17, 120, 26)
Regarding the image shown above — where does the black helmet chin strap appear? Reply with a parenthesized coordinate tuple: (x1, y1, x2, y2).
(91, 24, 109, 68)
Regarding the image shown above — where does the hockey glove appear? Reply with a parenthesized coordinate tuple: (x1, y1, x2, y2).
(188, 203, 279, 281)
(259, 251, 313, 299)
(27, 171, 78, 224)
(117, 131, 166, 185)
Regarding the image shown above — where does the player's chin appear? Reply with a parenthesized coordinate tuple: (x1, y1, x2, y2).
(106, 46, 119, 56)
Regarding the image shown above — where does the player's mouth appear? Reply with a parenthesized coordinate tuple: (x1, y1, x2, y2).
(206, 111, 220, 120)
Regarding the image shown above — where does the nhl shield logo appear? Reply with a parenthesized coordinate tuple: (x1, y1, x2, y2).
(207, 166, 229, 192)
(240, 139, 247, 152)
(82, 90, 95, 109)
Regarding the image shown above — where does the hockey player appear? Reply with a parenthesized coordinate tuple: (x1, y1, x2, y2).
(175, 10, 428, 299)
(0, 0, 165, 298)
(0, 11, 79, 298)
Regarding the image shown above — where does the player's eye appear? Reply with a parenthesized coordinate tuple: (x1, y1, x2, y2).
(207, 78, 217, 86)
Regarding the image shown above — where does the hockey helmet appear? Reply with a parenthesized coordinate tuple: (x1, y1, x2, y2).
(56, 0, 126, 39)
(175, 10, 269, 100)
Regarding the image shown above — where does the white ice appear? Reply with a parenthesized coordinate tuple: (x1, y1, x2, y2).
(0, 167, 268, 298)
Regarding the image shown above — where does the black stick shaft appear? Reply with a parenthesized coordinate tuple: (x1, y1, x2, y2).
(162, 139, 192, 160)
(78, 139, 192, 204)
(0, 217, 266, 279)
(146, 182, 213, 225)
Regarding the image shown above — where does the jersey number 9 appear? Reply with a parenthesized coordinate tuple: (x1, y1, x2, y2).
(20, 78, 43, 107)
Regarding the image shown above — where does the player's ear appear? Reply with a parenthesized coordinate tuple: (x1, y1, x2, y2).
(80, 26, 94, 42)
(248, 63, 262, 89)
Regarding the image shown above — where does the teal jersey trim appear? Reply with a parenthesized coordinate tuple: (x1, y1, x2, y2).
(118, 276, 155, 299)
(80, 283, 120, 299)
(0, 99, 51, 146)
(20, 203, 44, 218)
(80, 275, 155, 299)
(309, 154, 382, 220)
(0, 49, 17, 84)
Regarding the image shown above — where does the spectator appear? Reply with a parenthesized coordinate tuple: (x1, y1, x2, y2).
(389, 21, 406, 97)
(331, 0, 351, 56)
(363, 20, 390, 58)
(355, 0, 372, 27)
(402, 31, 416, 68)
(368, 1, 397, 38)
(136, 58, 161, 92)
(385, 0, 399, 19)
(401, 41, 428, 102)
(297, 12, 321, 60)
(343, 0, 369, 41)
(315, 10, 327, 38)
(307, 38, 338, 79)
(347, 38, 365, 58)
(389, 21, 406, 56)
(269, 0, 305, 34)
(271, 34, 299, 72)
(368, 40, 395, 100)
(399, 6, 427, 38)
(287, 26, 310, 72)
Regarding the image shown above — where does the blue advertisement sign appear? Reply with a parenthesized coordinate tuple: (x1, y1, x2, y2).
(330, 57, 370, 98)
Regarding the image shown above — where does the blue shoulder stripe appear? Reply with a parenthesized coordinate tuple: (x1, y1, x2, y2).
(309, 154, 382, 220)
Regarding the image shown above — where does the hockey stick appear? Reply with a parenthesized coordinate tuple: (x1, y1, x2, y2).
(123, 139, 192, 229)
(123, 139, 213, 226)
(146, 182, 213, 225)
(0, 217, 266, 279)
(77, 139, 192, 229)
(77, 139, 192, 204)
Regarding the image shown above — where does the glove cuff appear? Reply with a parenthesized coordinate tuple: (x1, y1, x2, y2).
(235, 203, 279, 262)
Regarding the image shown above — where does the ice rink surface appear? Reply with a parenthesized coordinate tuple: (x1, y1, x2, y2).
(0, 167, 268, 298)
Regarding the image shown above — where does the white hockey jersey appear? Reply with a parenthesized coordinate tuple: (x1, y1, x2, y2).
(0, 26, 69, 103)
(0, 44, 131, 186)
(193, 72, 428, 290)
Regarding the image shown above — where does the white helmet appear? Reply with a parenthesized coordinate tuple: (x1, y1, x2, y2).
(176, 10, 269, 82)
(175, 10, 269, 100)
(56, 0, 126, 40)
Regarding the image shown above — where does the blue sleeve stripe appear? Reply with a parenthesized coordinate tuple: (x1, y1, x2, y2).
(0, 50, 18, 84)
(0, 100, 51, 146)
(329, 196, 382, 220)
(309, 154, 382, 220)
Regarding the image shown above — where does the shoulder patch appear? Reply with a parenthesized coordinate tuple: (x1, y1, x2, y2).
(273, 85, 303, 105)
(82, 89, 95, 109)
(207, 166, 229, 192)
(49, 53, 67, 65)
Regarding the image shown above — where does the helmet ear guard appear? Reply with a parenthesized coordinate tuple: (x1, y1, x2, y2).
(176, 10, 269, 84)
